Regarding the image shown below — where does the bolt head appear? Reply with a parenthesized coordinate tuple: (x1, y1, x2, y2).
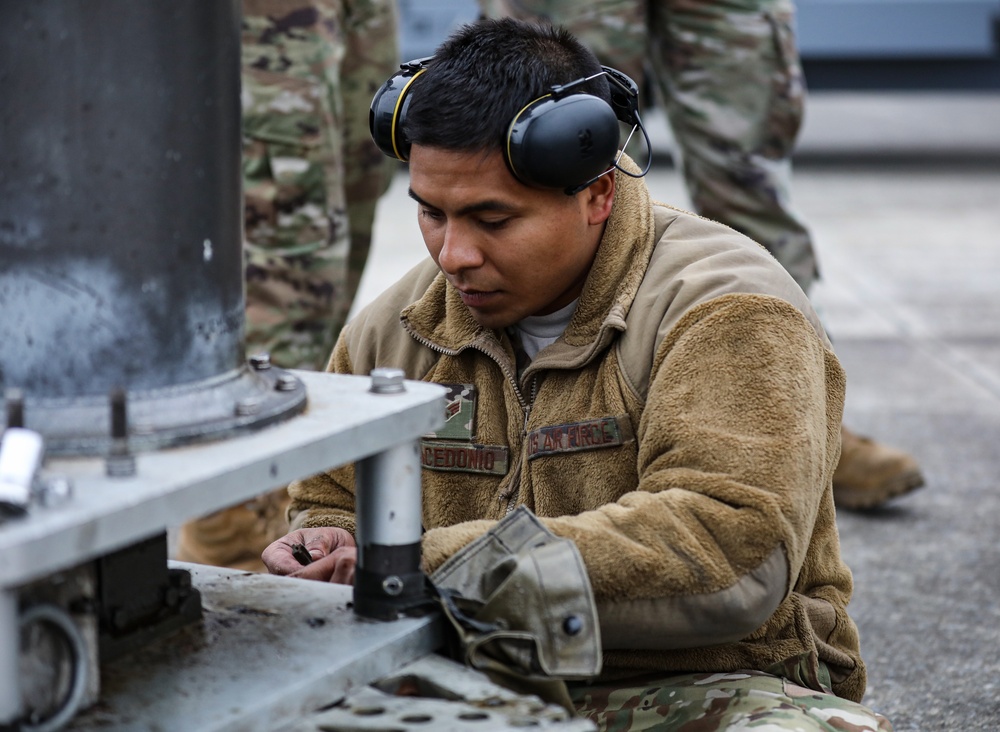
(275, 373, 298, 392)
(235, 397, 261, 416)
(249, 353, 272, 370)
(370, 368, 406, 394)
(382, 575, 404, 596)
(106, 450, 136, 478)
(35, 475, 73, 507)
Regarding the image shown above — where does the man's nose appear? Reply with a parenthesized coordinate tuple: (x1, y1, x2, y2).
(437, 223, 485, 275)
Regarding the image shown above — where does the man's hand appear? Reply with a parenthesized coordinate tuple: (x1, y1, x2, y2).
(262, 527, 357, 585)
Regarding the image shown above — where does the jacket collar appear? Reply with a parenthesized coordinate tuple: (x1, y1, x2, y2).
(401, 155, 657, 359)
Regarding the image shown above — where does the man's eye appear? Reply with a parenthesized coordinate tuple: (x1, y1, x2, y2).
(420, 208, 444, 222)
(479, 218, 509, 231)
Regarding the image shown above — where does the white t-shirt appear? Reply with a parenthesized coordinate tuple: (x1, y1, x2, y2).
(512, 299, 578, 361)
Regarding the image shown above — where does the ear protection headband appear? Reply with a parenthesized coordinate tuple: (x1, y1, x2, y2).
(369, 58, 651, 195)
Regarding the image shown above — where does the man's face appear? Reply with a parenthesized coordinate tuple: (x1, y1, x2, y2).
(407, 145, 614, 330)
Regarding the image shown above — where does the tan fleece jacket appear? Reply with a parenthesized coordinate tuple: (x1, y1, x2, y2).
(288, 163, 865, 702)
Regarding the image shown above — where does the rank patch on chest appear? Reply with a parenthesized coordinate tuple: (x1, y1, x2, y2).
(425, 383, 477, 441)
(527, 416, 635, 459)
(421, 440, 509, 476)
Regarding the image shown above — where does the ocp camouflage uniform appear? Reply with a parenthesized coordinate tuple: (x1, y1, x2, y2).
(243, 0, 399, 369)
(479, 0, 817, 293)
(571, 665, 894, 731)
(175, 0, 399, 573)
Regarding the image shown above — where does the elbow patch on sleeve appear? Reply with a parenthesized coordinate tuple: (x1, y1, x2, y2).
(597, 545, 789, 650)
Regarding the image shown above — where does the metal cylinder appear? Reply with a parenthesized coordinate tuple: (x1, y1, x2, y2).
(354, 440, 426, 620)
(0, 1, 304, 454)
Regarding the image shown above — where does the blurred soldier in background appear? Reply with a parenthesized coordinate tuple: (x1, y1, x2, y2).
(242, 0, 398, 370)
(176, 0, 399, 571)
(479, 0, 925, 510)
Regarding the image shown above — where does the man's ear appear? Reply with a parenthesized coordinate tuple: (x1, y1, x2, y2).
(583, 172, 615, 225)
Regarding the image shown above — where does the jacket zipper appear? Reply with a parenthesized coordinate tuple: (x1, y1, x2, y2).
(404, 325, 531, 513)
(499, 374, 539, 515)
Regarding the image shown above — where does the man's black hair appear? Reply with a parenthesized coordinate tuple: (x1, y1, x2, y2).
(402, 17, 611, 154)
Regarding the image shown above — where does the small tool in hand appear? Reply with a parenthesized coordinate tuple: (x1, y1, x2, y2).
(291, 542, 314, 566)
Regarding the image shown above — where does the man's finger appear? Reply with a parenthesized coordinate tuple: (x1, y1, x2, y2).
(289, 550, 343, 583)
(328, 547, 357, 586)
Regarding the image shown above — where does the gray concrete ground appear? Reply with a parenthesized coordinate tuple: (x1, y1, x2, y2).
(352, 93, 1000, 731)
(645, 92, 1000, 162)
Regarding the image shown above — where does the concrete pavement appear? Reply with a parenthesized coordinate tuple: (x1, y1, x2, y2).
(642, 92, 1000, 163)
(352, 99, 1000, 730)
(794, 162, 1000, 731)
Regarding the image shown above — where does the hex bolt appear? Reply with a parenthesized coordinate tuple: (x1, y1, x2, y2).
(275, 373, 298, 392)
(369, 368, 406, 394)
(235, 397, 261, 416)
(249, 352, 271, 371)
(382, 576, 404, 596)
(35, 475, 73, 507)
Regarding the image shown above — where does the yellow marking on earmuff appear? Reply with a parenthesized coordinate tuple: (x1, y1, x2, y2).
(391, 68, 426, 161)
(506, 93, 552, 176)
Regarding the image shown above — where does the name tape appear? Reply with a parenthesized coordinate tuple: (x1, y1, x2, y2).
(420, 440, 509, 476)
(527, 416, 633, 459)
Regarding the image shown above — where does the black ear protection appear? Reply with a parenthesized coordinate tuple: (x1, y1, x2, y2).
(369, 57, 432, 163)
(369, 58, 651, 195)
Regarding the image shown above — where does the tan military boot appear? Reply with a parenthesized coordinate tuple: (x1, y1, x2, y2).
(175, 487, 291, 573)
(832, 427, 925, 509)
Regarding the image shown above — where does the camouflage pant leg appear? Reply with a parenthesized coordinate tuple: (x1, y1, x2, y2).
(241, 0, 347, 371)
(242, 0, 398, 372)
(570, 670, 894, 731)
(479, 0, 649, 84)
(649, 0, 817, 293)
(341, 0, 400, 319)
(478, 0, 818, 294)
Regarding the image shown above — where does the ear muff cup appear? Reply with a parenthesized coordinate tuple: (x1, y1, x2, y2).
(506, 94, 620, 190)
(369, 67, 425, 161)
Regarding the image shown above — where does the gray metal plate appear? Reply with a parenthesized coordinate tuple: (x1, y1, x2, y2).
(0, 371, 445, 589)
(68, 563, 445, 732)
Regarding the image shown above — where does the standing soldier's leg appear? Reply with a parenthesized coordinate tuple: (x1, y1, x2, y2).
(340, 0, 400, 333)
(478, 0, 649, 87)
(241, 0, 350, 372)
(650, 0, 817, 293)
